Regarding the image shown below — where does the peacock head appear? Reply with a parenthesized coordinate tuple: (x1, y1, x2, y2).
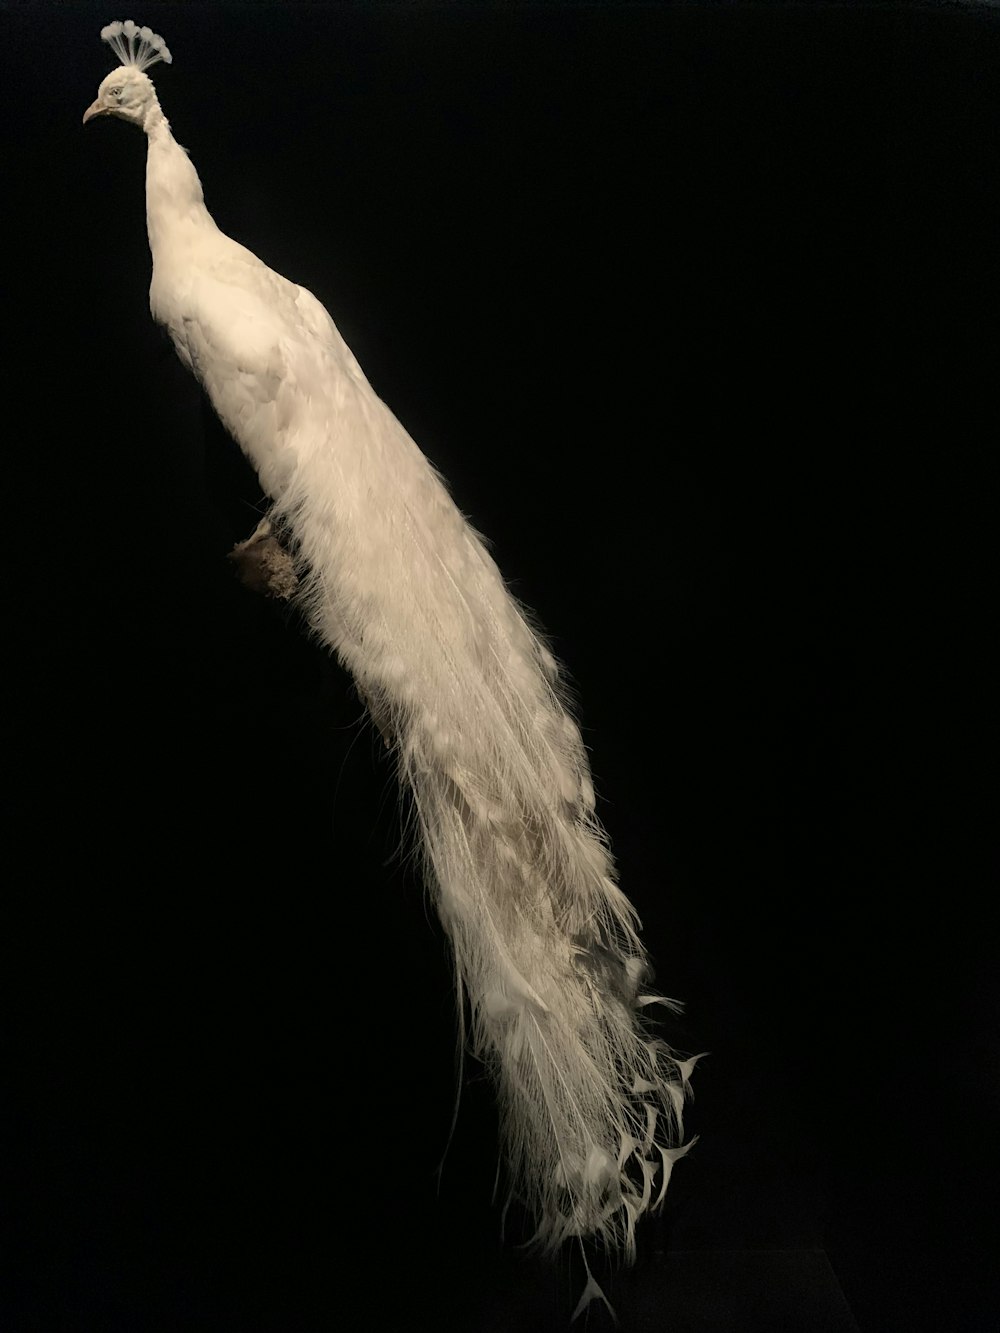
(83, 20, 171, 129)
(83, 66, 158, 127)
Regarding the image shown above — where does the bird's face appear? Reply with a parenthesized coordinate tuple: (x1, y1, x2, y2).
(82, 68, 156, 128)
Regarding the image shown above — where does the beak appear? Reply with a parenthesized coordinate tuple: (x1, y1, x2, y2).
(82, 99, 107, 125)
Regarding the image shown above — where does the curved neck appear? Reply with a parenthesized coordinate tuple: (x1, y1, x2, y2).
(143, 104, 217, 255)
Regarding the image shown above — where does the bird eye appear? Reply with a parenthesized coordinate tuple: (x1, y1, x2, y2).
(110, 87, 122, 98)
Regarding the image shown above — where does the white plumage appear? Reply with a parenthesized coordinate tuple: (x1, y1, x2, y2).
(84, 21, 697, 1291)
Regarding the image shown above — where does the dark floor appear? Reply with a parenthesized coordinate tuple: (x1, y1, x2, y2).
(617, 1250, 860, 1333)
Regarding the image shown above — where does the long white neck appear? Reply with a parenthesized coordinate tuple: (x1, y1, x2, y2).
(143, 103, 217, 257)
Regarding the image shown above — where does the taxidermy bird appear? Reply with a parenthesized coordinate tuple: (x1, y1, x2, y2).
(83, 21, 697, 1307)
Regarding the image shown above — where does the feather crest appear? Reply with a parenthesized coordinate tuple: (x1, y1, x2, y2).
(100, 19, 172, 71)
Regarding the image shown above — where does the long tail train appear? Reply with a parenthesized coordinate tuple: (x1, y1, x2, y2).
(265, 398, 699, 1266)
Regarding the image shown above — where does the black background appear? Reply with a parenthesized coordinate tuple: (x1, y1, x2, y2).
(1, 3, 997, 1330)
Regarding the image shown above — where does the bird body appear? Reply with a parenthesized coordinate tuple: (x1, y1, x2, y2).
(84, 21, 696, 1281)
